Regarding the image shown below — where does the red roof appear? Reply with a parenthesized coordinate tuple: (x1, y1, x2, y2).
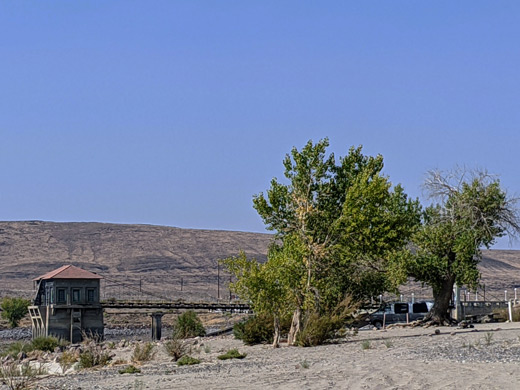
(33, 265, 103, 281)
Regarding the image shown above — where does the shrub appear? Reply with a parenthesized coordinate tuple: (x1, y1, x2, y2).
(234, 315, 273, 345)
(232, 320, 247, 341)
(0, 361, 44, 390)
(0, 342, 34, 358)
(172, 311, 206, 339)
(295, 313, 343, 347)
(119, 365, 141, 374)
(217, 348, 247, 360)
(131, 342, 156, 363)
(59, 350, 78, 373)
(177, 355, 200, 366)
(78, 345, 112, 369)
(31, 336, 60, 352)
(484, 332, 494, 346)
(0, 297, 30, 328)
(81, 330, 103, 344)
(164, 339, 186, 361)
(361, 340, 371, 350)
(234, 314, 292, 346)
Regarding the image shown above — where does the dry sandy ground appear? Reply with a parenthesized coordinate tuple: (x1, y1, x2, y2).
(24, 322, 520, 390)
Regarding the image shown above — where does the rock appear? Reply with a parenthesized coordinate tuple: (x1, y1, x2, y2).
(434, 329, 441, 335)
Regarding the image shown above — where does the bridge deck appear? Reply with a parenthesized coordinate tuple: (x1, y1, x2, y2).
(101, 301, 251, 312)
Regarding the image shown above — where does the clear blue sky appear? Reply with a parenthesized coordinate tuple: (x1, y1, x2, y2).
(1, 2, 519, 248)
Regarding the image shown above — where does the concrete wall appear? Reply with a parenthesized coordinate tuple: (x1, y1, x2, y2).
(452, 301, 509, 321)
(34, 278, 104, 342)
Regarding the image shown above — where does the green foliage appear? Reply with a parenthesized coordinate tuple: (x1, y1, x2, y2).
(172, 311, 206, 339)
(0, 342, 34, 358)
(295, 312, 343, 347)
(119, 365, 141, 374)
(217, 348, 247, 360)
(0, 297, 30, 328)
(131, 342, 156, 363)
(233, 314, 291, 345)
(252, 139, 420, 307)
(227, 139, 420, 345)
(407, 169, 520, 322)
(361, 340, 371, 350)
(233, 315, 273, 345)
(164, 339, 187, 361)
(176, 355, 200, 366)
(78, 346, 112, 369)
(232, 320, 246, 341)
(31, 336, 60, 352)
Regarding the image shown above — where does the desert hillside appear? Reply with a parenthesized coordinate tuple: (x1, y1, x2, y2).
(0, 221, 519, 301)
(0, 221, 272, 301)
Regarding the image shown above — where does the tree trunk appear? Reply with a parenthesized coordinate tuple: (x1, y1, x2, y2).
(425, 275, 456, 325)
(272, 315, 281, 348)
(287, 307, 301, 346)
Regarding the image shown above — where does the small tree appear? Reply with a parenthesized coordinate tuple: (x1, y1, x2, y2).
(223, 243, 303, 347)
(1, 297, 30, 328)
(408, 169, 520, 324)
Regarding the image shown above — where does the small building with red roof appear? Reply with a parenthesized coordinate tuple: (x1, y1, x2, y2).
(29, 265, 104, 342)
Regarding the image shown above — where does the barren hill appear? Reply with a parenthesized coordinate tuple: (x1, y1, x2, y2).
(0, 221, 272, 301)
(0, 221, 519, 301)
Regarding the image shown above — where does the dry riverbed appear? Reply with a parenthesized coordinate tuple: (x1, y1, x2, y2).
(4, 322, 520, 389)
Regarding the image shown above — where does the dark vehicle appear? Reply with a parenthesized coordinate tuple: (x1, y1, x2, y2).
(369, 301, 433, 328)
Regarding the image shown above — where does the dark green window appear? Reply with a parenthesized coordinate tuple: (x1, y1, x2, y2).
(87, 288, 96, 303)
(57, 288, 66, 304)
(72, 288, 81, 303)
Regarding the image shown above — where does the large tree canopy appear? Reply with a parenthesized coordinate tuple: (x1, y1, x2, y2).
(227, 139, 420, 345)
(408, 169, 520, 324)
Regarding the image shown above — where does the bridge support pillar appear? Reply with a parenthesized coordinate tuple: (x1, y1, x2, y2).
(151, 312, 164, 341)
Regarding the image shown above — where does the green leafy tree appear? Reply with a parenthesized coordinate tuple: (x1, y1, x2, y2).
(1, 297, 30, 328)
(244, 139, 420, 344)
(223, 242, 305, 347)
(408, 169, 520, 324)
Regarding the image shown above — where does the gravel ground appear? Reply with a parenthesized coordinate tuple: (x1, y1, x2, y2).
(0, 322, 517, 390)
(1, 323, 520, 390)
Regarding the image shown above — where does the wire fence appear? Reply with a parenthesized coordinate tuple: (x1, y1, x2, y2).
(1, 275, 520, 305)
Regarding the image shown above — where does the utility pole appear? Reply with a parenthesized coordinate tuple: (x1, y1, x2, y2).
(229, 274, 232, 301)
(217, 262, 220, 300)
